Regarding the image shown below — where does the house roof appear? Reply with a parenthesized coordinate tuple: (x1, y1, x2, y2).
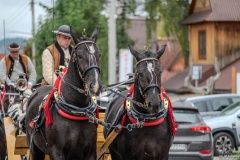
(181, 0, 240, 25)
(214, 57, 240, 92)
(163, 58, 240, 94)
(157, 37, 181, 71)
(163, 64, 215, 93)
(127, 18, 147, 50)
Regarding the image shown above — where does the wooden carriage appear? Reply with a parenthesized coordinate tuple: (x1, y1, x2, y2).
(4, 112, 111, 160)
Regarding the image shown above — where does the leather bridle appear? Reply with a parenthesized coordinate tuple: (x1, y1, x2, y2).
(73, 40, 101, 80)
(60, 40, 101, 95)
(135, 58, 161, 99)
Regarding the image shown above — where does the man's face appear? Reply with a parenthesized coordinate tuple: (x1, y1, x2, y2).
(56, 34, 72, 50)
(10, 51, 19, 59)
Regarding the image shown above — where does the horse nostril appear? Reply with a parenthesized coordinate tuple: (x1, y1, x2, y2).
(148, 102, 151, 106)
(90, 83, 94, 89)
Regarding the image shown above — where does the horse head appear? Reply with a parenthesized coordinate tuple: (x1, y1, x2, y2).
(70, 27, 102, 95)
(128, 44, 166, 114)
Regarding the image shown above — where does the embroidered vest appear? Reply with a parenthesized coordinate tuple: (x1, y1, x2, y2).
(5, 54, 28, 79)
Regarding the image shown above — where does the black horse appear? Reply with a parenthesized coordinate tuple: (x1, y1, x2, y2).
(0, 113, 6, 160)
(0, 84, 20, 160)
(25, 27, 102, 160)
(104, 45, 175, 160)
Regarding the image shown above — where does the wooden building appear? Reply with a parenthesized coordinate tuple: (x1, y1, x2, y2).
(181, 0, 240, 69)
(163, 0, 240, 93)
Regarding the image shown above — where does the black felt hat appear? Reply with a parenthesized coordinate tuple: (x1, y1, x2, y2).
(52, 25, 71, 37)
(6, 42, 22, 51)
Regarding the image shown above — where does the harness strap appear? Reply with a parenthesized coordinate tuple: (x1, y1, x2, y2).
(57, 109, 88, 120)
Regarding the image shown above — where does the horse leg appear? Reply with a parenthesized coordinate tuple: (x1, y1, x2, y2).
(30, 141, 45, 160)
(26, 131, 45, 160)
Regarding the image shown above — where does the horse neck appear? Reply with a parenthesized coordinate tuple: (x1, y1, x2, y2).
(61, 61, 90, 107)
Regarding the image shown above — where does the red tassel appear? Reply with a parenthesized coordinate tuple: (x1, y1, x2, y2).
(44, 89, 55, 126)
(1, 88, 6, 108)
(44, 70, 64, 126)
(163, 91, 177, 136)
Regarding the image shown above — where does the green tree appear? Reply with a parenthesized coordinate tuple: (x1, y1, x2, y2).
(145, 0, 190, 65)
(30, 0, 109, 83)
(25, 0, 137, 84)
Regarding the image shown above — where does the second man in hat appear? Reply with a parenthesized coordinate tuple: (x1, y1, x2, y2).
(41, 24, 73, 85)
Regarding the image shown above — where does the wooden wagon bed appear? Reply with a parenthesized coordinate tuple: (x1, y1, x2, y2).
(4, 112, 111, 160)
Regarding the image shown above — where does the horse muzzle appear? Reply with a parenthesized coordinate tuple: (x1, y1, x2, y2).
(89, 80, 102, 96)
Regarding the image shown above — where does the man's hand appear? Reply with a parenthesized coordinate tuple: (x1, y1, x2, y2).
(0, 84, 4, 91)
(28, 84, 32, 89)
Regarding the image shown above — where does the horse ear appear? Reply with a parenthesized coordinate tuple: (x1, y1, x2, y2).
(156, 44, 167, 59)
(90, 27, 98, 42)
(70, 26, 79, 44)
(128, 45, 140, 61)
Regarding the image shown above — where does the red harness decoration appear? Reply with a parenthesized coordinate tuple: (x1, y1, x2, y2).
(121, 85, 177, 135)
(44, 68, 99, 126)
(44, 69, 66, 126)
(161, 87, 178, 135)
(0, 88, 6, 111)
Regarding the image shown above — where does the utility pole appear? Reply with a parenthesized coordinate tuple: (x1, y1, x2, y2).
(31, 0, 36, 66)
(108, 0, 117, 84)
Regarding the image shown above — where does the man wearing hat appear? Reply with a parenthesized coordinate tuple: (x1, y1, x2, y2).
(41, 24, 73, 85)
(0, 42, 36, 127)
(0, 42, 36, 89)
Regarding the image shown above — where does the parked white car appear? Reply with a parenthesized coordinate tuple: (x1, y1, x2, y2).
(173, 94, 240, 119)
(204, 102, 240, 156)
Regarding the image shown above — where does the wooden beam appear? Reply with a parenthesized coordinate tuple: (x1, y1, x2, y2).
(4, 117, 21, 160)
(232, 67, 236, 93)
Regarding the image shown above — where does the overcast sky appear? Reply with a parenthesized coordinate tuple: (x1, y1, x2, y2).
(0, 0, 52, 39)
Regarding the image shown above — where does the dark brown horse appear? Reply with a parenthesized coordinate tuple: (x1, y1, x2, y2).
(0, 113, 6, 160)
(104, 45, 174, 160)
(25, 26, 102, 160)
(0, 83, 23, 160)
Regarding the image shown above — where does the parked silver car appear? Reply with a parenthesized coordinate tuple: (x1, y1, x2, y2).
(169, 101, 213, 160)
(204, 101, 240, 156)
(173, 94, 240, 119)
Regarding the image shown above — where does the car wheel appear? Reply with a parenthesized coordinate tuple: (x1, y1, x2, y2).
(213, 132, 235, 156)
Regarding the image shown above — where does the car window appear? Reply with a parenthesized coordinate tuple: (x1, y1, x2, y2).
(232, 97, 240, 103)
(173, 110, 201, 123)
(193, 101, 208, 112)
(219, 102, 240, 116)
(210, 98, 230, 111)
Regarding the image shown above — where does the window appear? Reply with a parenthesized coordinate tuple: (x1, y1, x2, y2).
(210, 98, 230, 111)
(193, 101, 208, 112)
(173, 110, 201, 123)
(199, 31, 206, 59)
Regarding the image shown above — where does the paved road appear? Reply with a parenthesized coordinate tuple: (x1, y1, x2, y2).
(214, 155, 240, 160)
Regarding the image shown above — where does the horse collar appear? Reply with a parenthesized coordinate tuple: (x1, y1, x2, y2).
(124, 89, 168, 127)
